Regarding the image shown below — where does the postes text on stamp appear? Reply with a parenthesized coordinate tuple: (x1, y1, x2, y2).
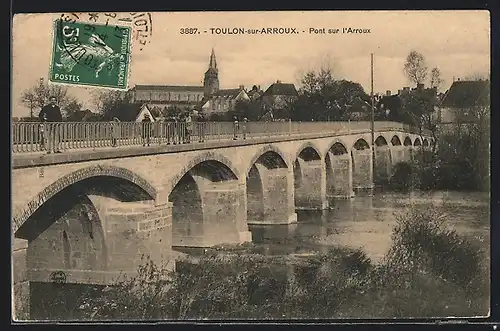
(49, 19, 132, 90)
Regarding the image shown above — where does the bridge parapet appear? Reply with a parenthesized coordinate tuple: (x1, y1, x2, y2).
(12, 121, 430, 155)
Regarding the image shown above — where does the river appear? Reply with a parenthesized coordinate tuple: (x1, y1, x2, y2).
(248, 191, 490, 263)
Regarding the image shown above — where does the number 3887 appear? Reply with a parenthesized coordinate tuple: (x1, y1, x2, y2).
(180, 28, 199, 35)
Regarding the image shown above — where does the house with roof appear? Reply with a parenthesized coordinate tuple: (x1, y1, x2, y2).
(247, 85, 264, 101)
(200, 86, 250, 115)
(437, 79, 490, 125)
(260, 80, 298, 120)
(101, 103, 158, 122)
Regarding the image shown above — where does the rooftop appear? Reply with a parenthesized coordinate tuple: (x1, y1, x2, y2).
(101, 103, 148, 122)
(263, 82, 298, 97)
(213, 88, 244, 98)
(440, 80, 490, 108)
(133, 85, 204, 92)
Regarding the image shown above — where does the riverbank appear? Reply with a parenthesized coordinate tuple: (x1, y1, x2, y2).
(30, 202, 489, 320)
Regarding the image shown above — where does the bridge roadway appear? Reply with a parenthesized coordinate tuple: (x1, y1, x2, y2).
(11, 121, 432, 320)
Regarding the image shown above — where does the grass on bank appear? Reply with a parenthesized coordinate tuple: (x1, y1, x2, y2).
(31, 206, 489, 320)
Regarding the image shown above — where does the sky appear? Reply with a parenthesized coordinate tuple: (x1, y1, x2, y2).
(12, 10, 490, 117)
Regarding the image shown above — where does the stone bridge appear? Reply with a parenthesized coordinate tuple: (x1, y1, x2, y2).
(11, 121, 432, 319)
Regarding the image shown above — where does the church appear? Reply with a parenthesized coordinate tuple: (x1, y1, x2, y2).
(129, 49, 252, 117)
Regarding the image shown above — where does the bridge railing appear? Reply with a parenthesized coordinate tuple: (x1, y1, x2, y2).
(11, 121, 428, 154)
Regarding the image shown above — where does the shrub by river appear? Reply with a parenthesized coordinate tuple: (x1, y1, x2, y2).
(31, 204, 489, 320)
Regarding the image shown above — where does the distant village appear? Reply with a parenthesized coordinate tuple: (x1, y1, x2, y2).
(14, 48, 490, 129)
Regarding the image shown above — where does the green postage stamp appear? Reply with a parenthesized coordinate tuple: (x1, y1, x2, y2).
(49, 19, 132, 89)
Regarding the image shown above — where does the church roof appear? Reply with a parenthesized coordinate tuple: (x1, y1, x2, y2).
(133, 85, 204, 92)
(263, 82, 298, 97)
(213, 88, 243, 98)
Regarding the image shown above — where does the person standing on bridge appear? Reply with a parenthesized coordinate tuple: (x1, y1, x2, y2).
(233, 116, 239, 140)
(111, 117, 121, 147)
(184, 112, 192, 143)
(141, 114, 152, 147)
(39, 96, 63, 154)
(242, 117, 248, 140)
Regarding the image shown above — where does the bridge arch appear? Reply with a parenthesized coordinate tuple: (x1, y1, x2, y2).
(294, 141, 322, 162)
(414, 137, 422, 146)
(13, 165, 157, 235)
(403, 136, 412, 146)
(168, 152, 240, 194)
(325, 141, 352, 200)
(351, 138, 372, 190)
(293, 144, 323, 209)
(14, 165, 157, 282)
(374, 136, 391, 182)
(375, 136, 388, 146)
(391, 135, 402, 146)
(245, 144, 289, 175)
(246, 144, 292, 224)
(168, 158, 239, 247)
(423, 139, 429, 147)
(324, 138, 349, 158)
(352, 138, 370, 151)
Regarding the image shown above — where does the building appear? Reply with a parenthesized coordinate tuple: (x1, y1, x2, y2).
(377, 90, 402, 120)
(130, 48, 258, 118)
(200, 86, 250, 115)
(437, 79, 490, 125)
(101, 103, 158, 122)
(130, 85, 204, 114)
(129, 48, 221, 115)
(247, 85, 264, 101)
(261, 80, 299, 119)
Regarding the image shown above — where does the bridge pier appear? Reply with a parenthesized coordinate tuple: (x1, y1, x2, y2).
(172, 178, 251, 248)
(405, 146, 414, 162)
(101, 201, 173, 273)
(198, 180, 252, 247)
(326, 151, 354, 199)
(391, 145, 406, 164)
(294, 158, 328, 210)
(25, 198, 174, 285)
(248, 165, 297, 225)
(12, 238, 29, 321)
(374, 145, 391, 183)
(352, 149, 373, 196)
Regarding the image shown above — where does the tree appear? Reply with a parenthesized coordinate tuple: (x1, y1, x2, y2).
(20, 89, 37, 118)
(464, 72, 490, 81)
(403, 51, 428, 86)
(232, 99, 264, 121)
(92, 90, 130, 112)
(91, 90, 134, 120)
(163, 106, 183, 120)
(292, 65, 369, 122)
(64, 100, 83, 121)
(20, 78, 77, 119)
(430, 67, 443, 90)
(446, 80, 490, 191)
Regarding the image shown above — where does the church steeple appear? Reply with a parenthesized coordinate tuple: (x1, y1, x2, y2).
(204, 48, 219, 98)
(209, 48, 217, 71)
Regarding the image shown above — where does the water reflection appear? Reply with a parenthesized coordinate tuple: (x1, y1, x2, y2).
(249, 191, 490, 263)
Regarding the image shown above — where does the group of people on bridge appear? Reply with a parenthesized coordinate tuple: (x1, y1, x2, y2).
(36, 97, 249, 153)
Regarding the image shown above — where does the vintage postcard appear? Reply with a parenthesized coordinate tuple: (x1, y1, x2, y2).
(11, 11, 490, 322)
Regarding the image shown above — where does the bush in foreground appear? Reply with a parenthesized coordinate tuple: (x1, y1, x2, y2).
(57, 207, 488, 320)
